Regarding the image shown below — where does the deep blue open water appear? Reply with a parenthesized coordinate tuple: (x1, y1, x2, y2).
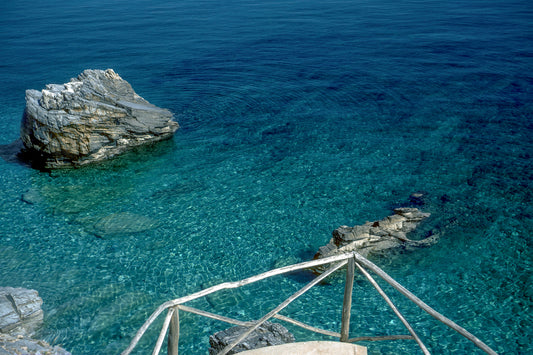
(0, 0, 531, 354)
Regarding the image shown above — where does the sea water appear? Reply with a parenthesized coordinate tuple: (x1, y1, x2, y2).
(0, 0, 531, 354)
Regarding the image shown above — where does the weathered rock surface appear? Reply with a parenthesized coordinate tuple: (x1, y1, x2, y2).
(0, 287, 70, 355)
(209, 321, 295, 354)
(313, 208, 438, 273)
(0, 288, 43, 337)
(0, 333, 71, 355)
(21, 69, 179, 168)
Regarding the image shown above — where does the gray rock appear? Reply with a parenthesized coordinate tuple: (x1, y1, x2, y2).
(0, 287, 43, 337)
(209, 321, 295, 354)
(0, 333, 71, 355)
(20, 69, 179, 168)
(92, 212, 159, 237)
(21, 189, 44, 205)
(313, 208, 438, 273)
(0, 288, 72, 354)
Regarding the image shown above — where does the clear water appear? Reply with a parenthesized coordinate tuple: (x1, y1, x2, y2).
(0, 0, 531, 354)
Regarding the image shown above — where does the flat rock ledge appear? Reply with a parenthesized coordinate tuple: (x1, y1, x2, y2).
(20, 69, 179, 168)
(313, 207, 438, 273)
(0, 287, 43, 337)
(209, 321, 295, 354)
(0, 287, 70, 355)
(0, 333, 71, 355)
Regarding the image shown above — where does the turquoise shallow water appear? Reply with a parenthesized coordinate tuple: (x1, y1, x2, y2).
(0, 0, 532, 354)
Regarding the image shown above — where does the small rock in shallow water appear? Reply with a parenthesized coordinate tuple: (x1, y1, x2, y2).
(21, 189, 43, 205)
(209, 321, 294, 354)
(93, 212, 159, 237)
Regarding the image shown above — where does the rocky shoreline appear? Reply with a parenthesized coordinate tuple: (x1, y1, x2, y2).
(0, 287, 70, 355)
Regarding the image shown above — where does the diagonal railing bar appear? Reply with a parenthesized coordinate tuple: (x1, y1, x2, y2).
(354, 261, 430, 355)
(218, 260, 348, 355)
(122, 250, 498, 355)
(351, 252, 498, 355)
(151, 307, 175, 355)
(121, 253, 351, 355)
(178, 305, 254, 327)
(122, 252, 353, 355)
(272, 314, 341, 338)
(348, 335, 415, 342)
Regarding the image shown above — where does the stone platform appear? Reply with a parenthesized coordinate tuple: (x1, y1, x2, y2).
(239, 341, 367, 355)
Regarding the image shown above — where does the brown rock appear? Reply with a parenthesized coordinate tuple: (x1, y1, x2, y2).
(312, 208, 438, 273)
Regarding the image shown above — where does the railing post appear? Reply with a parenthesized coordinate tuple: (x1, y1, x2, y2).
(340, 256, 355, 342)
(218, 260, 348, 355)
(354, 261, 430, 355)
(167, 306, 180, 355)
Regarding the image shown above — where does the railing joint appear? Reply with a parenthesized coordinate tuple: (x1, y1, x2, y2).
(123, 250, 497, 355)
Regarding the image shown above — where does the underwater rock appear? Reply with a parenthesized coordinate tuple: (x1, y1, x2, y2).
(20, 69, 179, 168)
(209, 321, 294, 354)
(21, 188, 44, 205)
(0, 287, 43, 337)
(313, 208, 438, 273)
(92, 212, 159, 237)
(409, 192, 426, 206)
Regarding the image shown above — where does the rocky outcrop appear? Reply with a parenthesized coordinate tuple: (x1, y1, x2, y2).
(0, 287, 43, 337)
(0, 287, 71, 355)
(20, 69, 179, 168)
(313, 208, 438, 273)
(0, 333, 71, 355)
(209, 321, 294, 354)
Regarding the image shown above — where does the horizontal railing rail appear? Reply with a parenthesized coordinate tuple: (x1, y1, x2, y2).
(121, 251, 497, 355)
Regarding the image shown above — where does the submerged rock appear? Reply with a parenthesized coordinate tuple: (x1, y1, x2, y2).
(92, 212, 159, 237)
(209, 321, 294, 354)
(313, 208, 438, 273)
(20, 69, 179, 168)
(21, 188, 44, 205)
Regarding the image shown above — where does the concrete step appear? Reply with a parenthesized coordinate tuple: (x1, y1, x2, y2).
(239, 341, 367, 355)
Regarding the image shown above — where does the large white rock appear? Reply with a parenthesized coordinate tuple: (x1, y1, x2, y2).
(21, 69, 179, 168)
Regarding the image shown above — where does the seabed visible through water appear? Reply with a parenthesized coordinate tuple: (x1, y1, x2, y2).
(0, 0, 531, 354)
